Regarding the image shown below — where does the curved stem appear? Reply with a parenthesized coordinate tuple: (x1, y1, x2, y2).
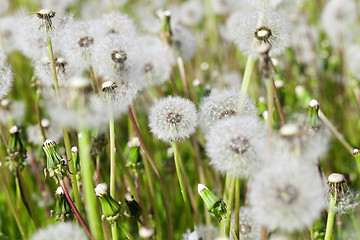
(225, 178, 236, 238)
(325, 192, 337, 240)
(172, 141, 195, 232)
(59, 180, 93, 240)
(241, 57, 255, 94)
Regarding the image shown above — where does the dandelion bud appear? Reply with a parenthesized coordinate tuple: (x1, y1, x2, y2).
(198, 184, 227, 221)
(95, 183, 121, 224)
(306, 99, 320, 129)
(42, 139, 68, 183)
(160, 10, 172, 45)
(125, 138, 142, 175)
(52, 187, 73, 221)
(7, 125, 26, 171)
(124, 192, 142, 221)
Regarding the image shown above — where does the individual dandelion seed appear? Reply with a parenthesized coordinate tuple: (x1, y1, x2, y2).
(205, 115, 266, 179)
(182, 225, 220, 240)
(321, 0, 357, 48)
(230, 207, 261, 240)
(327, 173, 359, 215)
(30, 222, 87, 240)
(149, 96, 197, 142)
(236, 11, 289, 59)
(198, 89, 256, 133)
(249, 159, 326, 232)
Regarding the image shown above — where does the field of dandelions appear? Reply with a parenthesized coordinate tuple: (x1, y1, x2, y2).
(2, 0, 360, 239)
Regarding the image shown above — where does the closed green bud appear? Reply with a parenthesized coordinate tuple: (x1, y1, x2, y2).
(306, 99, 320, 129)
(160, 10, 172, 45)
(52, 187, 73, 221)
(7, 126, 26, 171)
(198, 184, 227, 221)
(95, 183, 121, 224)
(42, 139, 68, 183)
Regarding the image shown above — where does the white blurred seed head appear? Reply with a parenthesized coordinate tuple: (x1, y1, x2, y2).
(199, 89, 257, 133)
(182, 225, 220, 240)
(206, 115, 266, 179)
(30, 222, 87, 240)
(0, 50, 13, 100)
(149, 96, 198, 142)
(95, 183, 108, 197)
(231, 207, 261, 240)
(249, 159, 326, 232)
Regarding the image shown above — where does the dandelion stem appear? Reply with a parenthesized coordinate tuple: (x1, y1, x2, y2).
(225, 178, 236, 237)
(47, 37, 60, 97)
(241, 57, 255, 94)
(230, 225, 239, 240)
(127, 106, 173, 239)
(119, 222, 135, 240)
(111, 222, 119, 240)
(234, 178, 241, 239)
(266, 77, 274, 137)
(325, 191, 337, 240)
(318, 110, 353, 154)
(89, 65, 99, 92)
(59, 179, 94, 240)
(78, 130, 103, 240)
(35, 90, 46, 141)
(260, 226, 267, 240)
(172, 141, 195, 232)
(272, 77, 285, 126)
(176, 56, 190, 99)
(109, 114, 116, 198)
(0, 166, 27, 239)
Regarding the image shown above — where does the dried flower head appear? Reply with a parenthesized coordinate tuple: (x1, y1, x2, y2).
(249, 159, 326, 232)
(149, 96, 198, 142)
(36, 9, 56, 32)
(199, 89, 256, 133)
(206, 116, 266, 178)
(327, 173, 359, 215)
(236, 11, 289, 59)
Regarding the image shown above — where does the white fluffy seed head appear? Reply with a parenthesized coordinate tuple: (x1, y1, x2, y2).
(30, 222, 87, 240)
(199, 89, 257, 133)
(0, 50, 14, 99)
(230, 207, 261, 240)
(182, 225, 220, 240)
(249, 159, 326, 232)
(236, 11, 289, 59)
(206, 115, 266, 179)
(139, 226, 155, 238)
(328, 173, 345, 184)
(95, 183, 108, 197)
(149, 96, 198, 142)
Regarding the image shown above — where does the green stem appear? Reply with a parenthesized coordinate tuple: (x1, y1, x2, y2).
(234, 178, 241, 239)
(35, 90, 46, 141)
(351, 214, 360, 237)
(230, 225, 239, 240)
(0, 167, 26, 239)
(119, 223, 135, 240)
(241, 57, 255, 94)
(70, 147, 81, 214)
(225, 178, 236, 238)
(266, 77, 274, 137)
(142, 151, 162, 240)
(325, 192, 337, 240)
(112, 222, 119, 240)
(172, 141, 194, 232)
(47, 37, 60, 97)
(109, 115, 116, 198)
(78, 130, 103, 240)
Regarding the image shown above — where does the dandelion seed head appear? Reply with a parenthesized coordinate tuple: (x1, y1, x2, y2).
(249, 159, 326, 232)
(236, 11, 289, 59)
(206, 115, 266, 178)
(210, 0, 238, 15)
(182, 225, 220, 240)
(30, 222, 87, 240)
(231, 207, 261, 240)
(0, 15, 22, 53)
(139, 226, 155, 238)
(169, 24, 196, 65)
(0, 101, 25, 125)
(199, 89, 256, 133)
(137, 35, 171, 89)
(0, 50, 13, 100)
(321, 0, 357, 48)
(149, 96, 197, 142)
(179, 0, 204, 26)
